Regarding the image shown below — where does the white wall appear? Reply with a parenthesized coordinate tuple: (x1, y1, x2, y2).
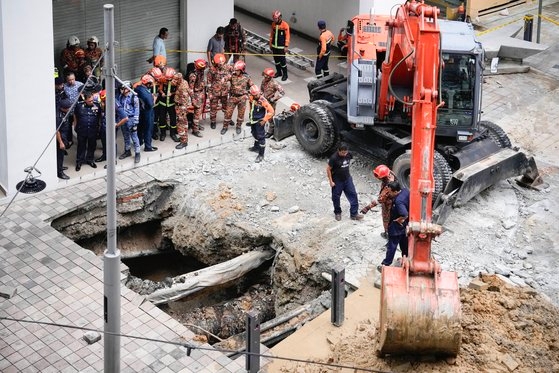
(0, 0, 57, 196)
(184, 0, 234, 65)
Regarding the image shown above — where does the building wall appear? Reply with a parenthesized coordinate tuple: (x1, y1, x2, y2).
(0, 0, 56, 196)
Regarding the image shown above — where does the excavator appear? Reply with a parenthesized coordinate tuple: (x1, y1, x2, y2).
(271, 0, 543, 356)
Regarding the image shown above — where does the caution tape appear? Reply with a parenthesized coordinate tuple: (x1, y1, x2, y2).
(117, 47, 348, 59)
(476, 13, 559, 36)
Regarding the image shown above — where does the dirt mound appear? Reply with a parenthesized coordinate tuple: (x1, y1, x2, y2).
(283, 275, 559, 372)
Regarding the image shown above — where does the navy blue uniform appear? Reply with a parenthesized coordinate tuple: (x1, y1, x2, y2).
(99, 101, 127, 159)
(328, 152, 359, 217)
(382, 188, 410, 266)
(136, 84, 155, 149)
(74, 101, 101, 165)
(56, 109, 71, 174)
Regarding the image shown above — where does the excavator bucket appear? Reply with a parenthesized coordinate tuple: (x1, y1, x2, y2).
(377, 266, 462, 357)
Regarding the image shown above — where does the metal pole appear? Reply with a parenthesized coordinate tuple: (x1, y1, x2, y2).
(103, 4, 121, 373)
(331, 266, 345, 326)
(246, 311, 260, 373)
(537, 0, 543, 43)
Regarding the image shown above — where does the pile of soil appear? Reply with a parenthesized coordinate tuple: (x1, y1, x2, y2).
(281, 275, 559, 372)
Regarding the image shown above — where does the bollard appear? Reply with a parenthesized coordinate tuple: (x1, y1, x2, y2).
(331, 266, 345, 326)
(246, 311, 260, 373)
(523, 14, 534, 41)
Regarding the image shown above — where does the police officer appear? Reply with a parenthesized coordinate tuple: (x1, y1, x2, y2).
(247, 85, 274, 163)
(73, 92, 101, 171)
(269, 10, 290, 81)
(117, 81, 141, 164)
(56, 99, 73, 179)
(135, 74, 158, 151)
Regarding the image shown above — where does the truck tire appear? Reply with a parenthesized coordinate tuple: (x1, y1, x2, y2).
(293, 103, 336, 156)
(312, 100, 340, 155)
(392, 151, 452, 202)
(479, 120, 511, 148)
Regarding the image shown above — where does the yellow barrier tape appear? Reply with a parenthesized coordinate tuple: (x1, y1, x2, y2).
(475, 13, 559, 36)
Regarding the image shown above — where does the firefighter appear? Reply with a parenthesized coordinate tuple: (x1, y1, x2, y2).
(247, 85, 274, 163)
(360, 164, 398, 239)
(260, 67, 284, 138)
(186, 59, 207, 137)
(207, 53, 232, 130)
(222, 60, 253, 135)
(224, 18, 247, 63)
(60, 35, 85, 77)
(172, 73, 192, 149)
(315, 20, 335, 78)
(148, 67, 163, 140)
(269, 10, 290, 81)
(84, 36, 103, 78)
(157, 67, 179, 142)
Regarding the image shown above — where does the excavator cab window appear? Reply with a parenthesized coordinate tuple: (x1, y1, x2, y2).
(440, 53, 475, 111)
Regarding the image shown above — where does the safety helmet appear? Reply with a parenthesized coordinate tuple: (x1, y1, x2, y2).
(99, 90, 106, 101)
(141, 74, 155, 85)
(149, 67, 163, 80)
(272, 10, 282, 21)
(74, 49, 85, 58)
(68, 35, 80, 47)
(233, 60, 246, 71)
(263, 68, 275, 78)
(249, 85, 260, 96)
(213, 53, 226, 66)
(373, 164, 390, 179)
(164, 67, 177, 80)
(194, 59, 207, 70)
(87, 36, 99, 45)
(154, 55, 167, 67)
(290, 103, 301, 112)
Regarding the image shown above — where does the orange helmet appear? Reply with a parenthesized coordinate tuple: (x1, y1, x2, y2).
(154, 55, 167, 67)
(373, 164, 390, 179)
(164, 67, 176, 80)
(233, 60, 246, 71)
(263, 68, 275, 78)
(74, 49, 85, 58)
(99, 90, 107, 101)
(149, 67, 163, 80)
(194, 59, 207, 70)
(272, 10, 282, 21)
(290, 103, 301, 112)
(141, 74, 155, 85)
(249, 85, 260, 96)
(213, 53, 226, 66)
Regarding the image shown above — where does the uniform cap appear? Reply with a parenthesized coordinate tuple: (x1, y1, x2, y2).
(59, 98, 73, 109)
(318, 20, 326, 29)
(55, 77, 64, 85)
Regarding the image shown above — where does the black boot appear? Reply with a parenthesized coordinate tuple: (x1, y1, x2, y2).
(210, 122, 216, 129)
(175, 142, 188, 149)
(170, 128, 180, 142)
(281, 66, 288, 81)
(119, 149, 131, 160)
(273, 70, 282, 78)
(134, 152, 141, 163)
(159, 130, 166, 141)
(249, 142, 259, 152)
(255, 145, 265, 163)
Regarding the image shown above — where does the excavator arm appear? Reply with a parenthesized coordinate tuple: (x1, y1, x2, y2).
(377, 1, 462, 357)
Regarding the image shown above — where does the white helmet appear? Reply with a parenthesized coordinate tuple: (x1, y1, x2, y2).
(87, 36, 99, 45)
(68, 35, 80, 47)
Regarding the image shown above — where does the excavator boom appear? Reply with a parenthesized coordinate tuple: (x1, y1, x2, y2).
(377, 1, 462, 357)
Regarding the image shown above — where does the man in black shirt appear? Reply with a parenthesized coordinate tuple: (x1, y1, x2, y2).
(326, 144, 364, 221)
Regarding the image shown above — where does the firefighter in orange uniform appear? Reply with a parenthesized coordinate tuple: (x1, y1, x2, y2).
(173, 73, 192, 149)
(315, 20, 335, 78)
(247, 85, 274, 163)
(207, 53, 232, 130)
(269, 10, 290, 81)
(186, 59, 207, 137)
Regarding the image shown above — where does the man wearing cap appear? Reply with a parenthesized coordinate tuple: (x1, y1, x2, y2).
(56, 99, 73, 179)
(316, 20, 335, 78)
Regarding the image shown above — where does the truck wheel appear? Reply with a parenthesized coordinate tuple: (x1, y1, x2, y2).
(479, 121, 511, 148)
(293, 103, 336, 156)
(312, 100, 340, 155)
(392, 151, 452, 202)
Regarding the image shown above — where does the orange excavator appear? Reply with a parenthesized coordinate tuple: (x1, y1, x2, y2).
(375, 1, 461, 356)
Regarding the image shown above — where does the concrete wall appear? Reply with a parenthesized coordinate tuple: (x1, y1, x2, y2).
(184, 0, 234, 65)
(0, 0, 57, 196)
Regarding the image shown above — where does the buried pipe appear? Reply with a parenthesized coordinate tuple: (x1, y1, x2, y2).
(146, 249, 275, 305)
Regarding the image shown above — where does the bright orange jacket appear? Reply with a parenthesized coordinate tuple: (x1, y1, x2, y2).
(318, 29, 335, 58)
(269, 20, 290, 48)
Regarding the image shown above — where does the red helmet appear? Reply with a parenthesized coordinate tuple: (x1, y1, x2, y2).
(213, 53, 226, 65)
(154, 55, 167, 67)
(99, 90, 107, 101)
(249, 85, 260, 96)
(272, 10, 282, 21)
(290, 103, 301, 112)
(141, 74, 155, 85)
(373, 164, 390, 179)
(149, 67, 163, 80)
(233, 60, 246, 71)
(194, 59, 207, 70)
(164, 67, 176, 80)
(263, 68, 275, 78)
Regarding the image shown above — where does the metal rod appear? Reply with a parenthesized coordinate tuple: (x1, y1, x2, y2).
(246, 311, 260, 373)
(103, 4, 121, 372)
(537, 0, 543, 43)
(331, 266, 345, 326)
